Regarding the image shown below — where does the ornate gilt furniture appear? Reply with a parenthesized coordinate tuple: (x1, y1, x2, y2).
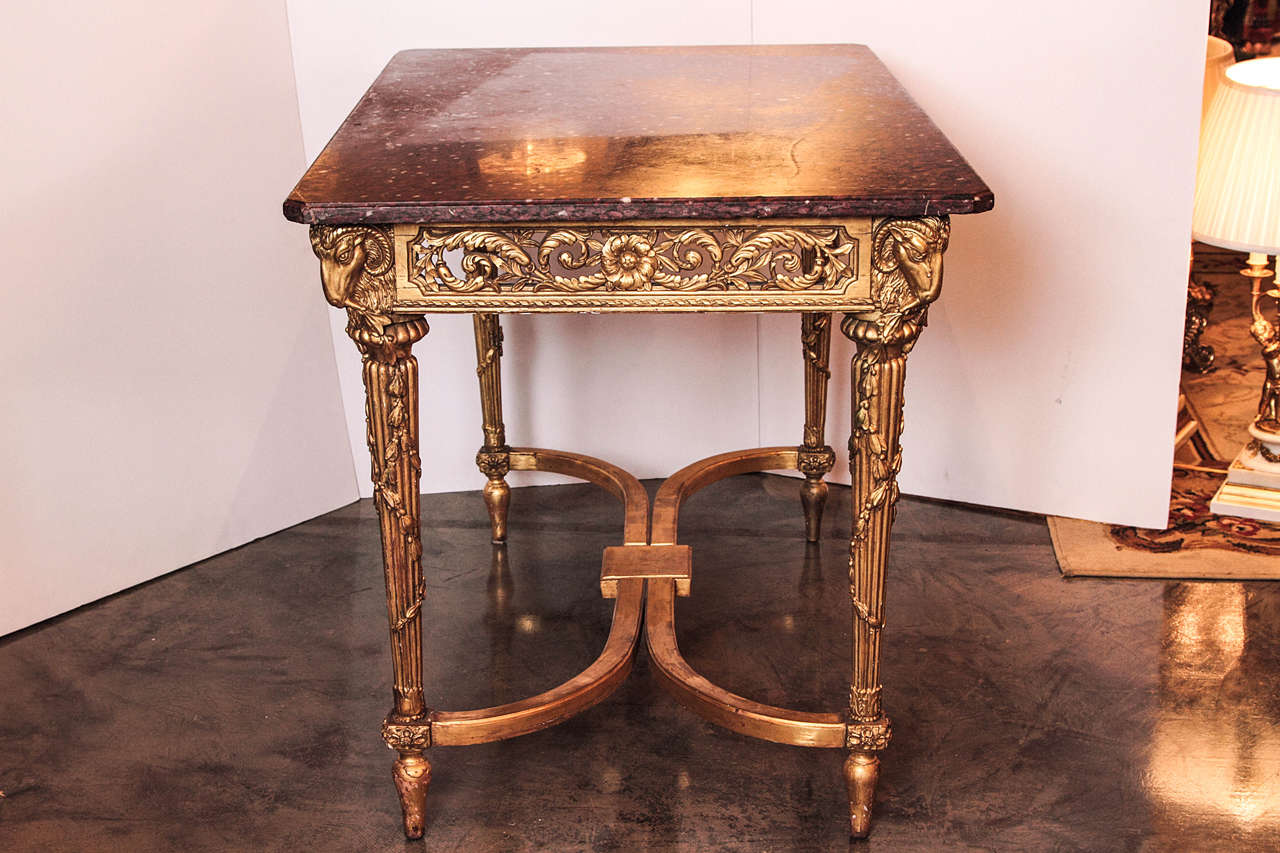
(284, 45, 992, 840)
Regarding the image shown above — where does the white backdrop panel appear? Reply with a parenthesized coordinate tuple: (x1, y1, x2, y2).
(0, 3, 358, 636)
(288, 1, 1206, 527)
(754, 2, 1205, 527)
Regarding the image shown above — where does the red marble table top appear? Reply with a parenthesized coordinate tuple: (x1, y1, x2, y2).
(285, 44, 992, 225)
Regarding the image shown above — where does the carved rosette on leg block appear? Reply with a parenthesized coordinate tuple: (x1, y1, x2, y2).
(840, 215, 949, 838)
(312, 225, 434, 839)
(798, 312, 836, 542)
(473, 313, 511, 543)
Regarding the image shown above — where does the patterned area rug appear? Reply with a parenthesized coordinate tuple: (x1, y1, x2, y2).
(1049, 466, 1280, 579)
(1048, 244, 1280, 579)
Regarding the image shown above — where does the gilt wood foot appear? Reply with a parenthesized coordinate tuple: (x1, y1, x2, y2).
(392, 753, 432, 839)
(844, 752, 879, 838)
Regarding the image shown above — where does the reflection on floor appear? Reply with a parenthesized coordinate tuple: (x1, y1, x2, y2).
(1, 475, 1279, 850)
(1149, 584, 1280, 847)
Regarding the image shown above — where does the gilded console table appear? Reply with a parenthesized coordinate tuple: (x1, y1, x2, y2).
(284, 44, 992, 840)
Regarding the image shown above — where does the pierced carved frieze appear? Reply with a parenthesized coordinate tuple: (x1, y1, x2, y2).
(409, 225, 857, 293)
(392, 223, 873, 312)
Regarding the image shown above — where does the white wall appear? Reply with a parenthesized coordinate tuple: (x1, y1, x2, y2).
(755, 2, 1208, 526)
(288, 1, 1206, 528)
(0, 3, 358, 636)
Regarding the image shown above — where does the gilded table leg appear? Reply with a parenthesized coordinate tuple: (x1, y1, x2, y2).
(798, 312, 836, 542)
(841, 313, 908, 837)
(351, 314, 434, 839)
(838, 215, 948, 837)
(474, 313, 511, 543)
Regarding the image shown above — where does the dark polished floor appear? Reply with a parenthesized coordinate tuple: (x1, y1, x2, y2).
(2, 474, 1279, 852)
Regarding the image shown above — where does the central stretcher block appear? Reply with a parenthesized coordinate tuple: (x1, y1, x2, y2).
(600, 544, 692, 598)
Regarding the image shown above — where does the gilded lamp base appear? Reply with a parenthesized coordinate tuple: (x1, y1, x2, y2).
(1210, 422, 1280, 523)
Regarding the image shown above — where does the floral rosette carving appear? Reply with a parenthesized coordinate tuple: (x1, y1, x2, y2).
(408, 226, 859, 295)
(845, 719, 892, 751)
(382, 718, 431, 751)
(797, 446, 836, 476)
(600, 234, 658, 290)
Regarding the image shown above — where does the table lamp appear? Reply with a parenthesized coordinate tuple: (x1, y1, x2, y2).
(1192, 56, 1280, 521)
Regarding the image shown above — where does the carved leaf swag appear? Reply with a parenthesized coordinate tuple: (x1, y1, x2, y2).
(801, 312, 833, 448)
(408, 226, 858, 295)
(847, 347, 904, 550)
(364, 347, 426, 634)
(476, 317, 504, 375)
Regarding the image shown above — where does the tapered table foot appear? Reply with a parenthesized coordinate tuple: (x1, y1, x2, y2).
(393, 753, 432, 839)
(482, 476, 510, 543)
(844, 751, 879, 838)
(799, 475, 828, 543)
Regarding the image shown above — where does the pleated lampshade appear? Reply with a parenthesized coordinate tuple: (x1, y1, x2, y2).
(1192, 57, 1280, 254)
(1203, 35, 1235, 119)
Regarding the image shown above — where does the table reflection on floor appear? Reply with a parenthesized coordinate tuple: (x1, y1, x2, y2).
(1148, 582, 1280, 841)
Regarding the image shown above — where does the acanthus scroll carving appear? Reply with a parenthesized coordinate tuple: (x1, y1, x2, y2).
(850, 686, 882, 719)
(310, 225, 396, 322)
(408, 226, 859, 295)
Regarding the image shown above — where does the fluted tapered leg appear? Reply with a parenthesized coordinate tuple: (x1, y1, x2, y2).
(798, 312, 835, 542)
(840, 315, 914, 838)
(473, 313, 511, 543)
(351, 316, 433, 839)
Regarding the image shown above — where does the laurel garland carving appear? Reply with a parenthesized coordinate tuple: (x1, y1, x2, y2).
(310, 225, 396, 320)
(350, 317, 429, 715)
(370, 357, 425, 630)
(407, 226, 859, 295)
(801, 312, 833, 379)
(800, 312, 833, 449)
